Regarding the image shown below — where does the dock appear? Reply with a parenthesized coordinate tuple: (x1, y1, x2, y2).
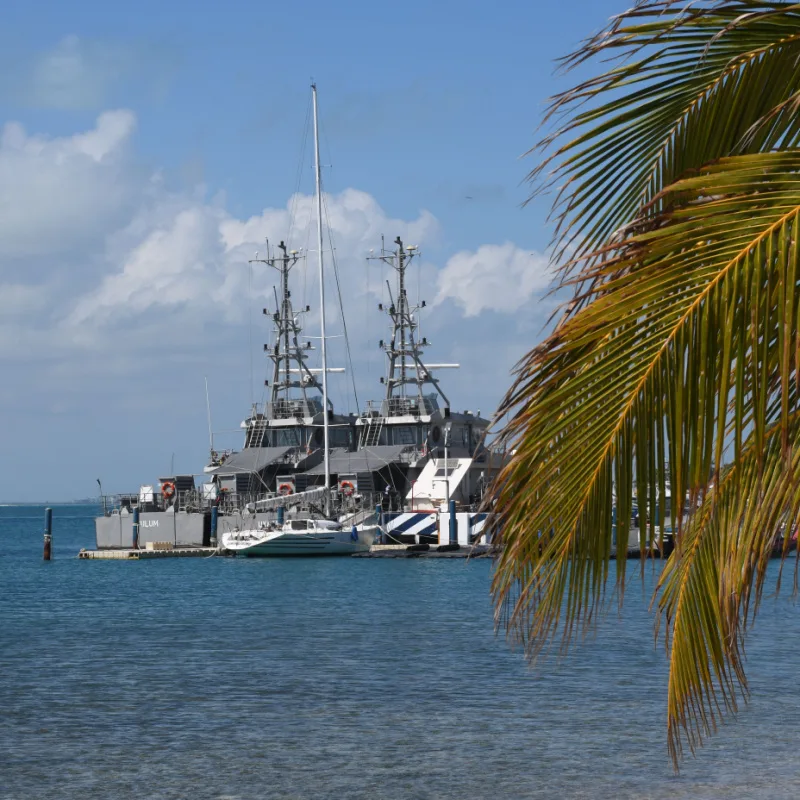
(77, 543, 674, 560)
(78, 547, 219, 560)
(352, 544, 493, 558)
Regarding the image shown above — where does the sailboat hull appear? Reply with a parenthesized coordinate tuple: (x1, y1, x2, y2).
(222, 527, 376, 557)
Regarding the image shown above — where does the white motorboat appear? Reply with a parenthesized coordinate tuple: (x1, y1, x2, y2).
(222, 518, 377, 556)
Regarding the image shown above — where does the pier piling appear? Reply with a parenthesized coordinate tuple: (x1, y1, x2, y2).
(132, 507, 140, 550)
(210, 506, 218, 547)
(377, 504, 386, 544)
(448, 500, 457, 546)
(43, 507, 52, 561)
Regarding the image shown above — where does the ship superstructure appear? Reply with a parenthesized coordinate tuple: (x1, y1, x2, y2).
(302, 236, 494, 536)
(208, 239, 353, 501)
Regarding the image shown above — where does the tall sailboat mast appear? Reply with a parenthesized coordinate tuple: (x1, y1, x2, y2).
(312, 83, 331, 512)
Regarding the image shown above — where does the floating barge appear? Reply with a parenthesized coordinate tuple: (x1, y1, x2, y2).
(78, 545, 218, 560)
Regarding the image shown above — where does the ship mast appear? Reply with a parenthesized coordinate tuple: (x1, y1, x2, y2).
(369, 237, 452, 412)
(312, 83, 331, 514)
(250, 242, 322, 408)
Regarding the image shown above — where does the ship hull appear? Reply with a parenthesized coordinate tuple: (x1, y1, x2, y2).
(95, 511, 210, 549)
(222, 527, 376, 556)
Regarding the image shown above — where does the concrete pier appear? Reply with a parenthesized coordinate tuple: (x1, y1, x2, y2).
(353, 544, 493, 559)
(353, 544, 672, 559)
(77, 543, 672, 561)
(79, 547, 219, 560)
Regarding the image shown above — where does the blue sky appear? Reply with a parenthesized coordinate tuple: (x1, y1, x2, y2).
(0, 0, 623, 501)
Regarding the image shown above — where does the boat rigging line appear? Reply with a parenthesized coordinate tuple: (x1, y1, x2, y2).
(321, 189, 360, 416)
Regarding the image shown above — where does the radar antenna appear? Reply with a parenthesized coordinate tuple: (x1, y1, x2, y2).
(368, 237, 452, 411)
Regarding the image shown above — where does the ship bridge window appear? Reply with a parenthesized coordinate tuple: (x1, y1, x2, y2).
(392, 426, 418, 445)
(329, 427, 352, 448)
(275, 428, 302, 447)
(290, 520, 307, 531)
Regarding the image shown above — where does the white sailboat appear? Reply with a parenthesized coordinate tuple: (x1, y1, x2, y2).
(221, 83, 378, 556)
(222, 517, 376, 555)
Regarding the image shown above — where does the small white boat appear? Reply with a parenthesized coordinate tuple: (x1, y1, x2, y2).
(222, 518, 377, 556)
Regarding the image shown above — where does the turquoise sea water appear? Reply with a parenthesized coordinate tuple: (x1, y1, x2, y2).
(2, 504, 800, 799)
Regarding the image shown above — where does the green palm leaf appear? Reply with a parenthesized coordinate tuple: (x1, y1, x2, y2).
(492, 144, 800, 762)
(534, 1, 800, 266)
(658, 411, 800, 762)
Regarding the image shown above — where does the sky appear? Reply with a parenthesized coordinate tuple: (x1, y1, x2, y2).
(0, 0, 624, 501)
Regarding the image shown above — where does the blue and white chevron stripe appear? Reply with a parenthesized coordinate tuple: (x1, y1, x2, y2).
(384, 512, 439, 541)
(383, 511, 492, 544)
(468, 513, 489, 543)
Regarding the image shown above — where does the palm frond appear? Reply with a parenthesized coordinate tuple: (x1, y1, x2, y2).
(532, 1, 800, 267)
(657, 412, 800, 764)
(490, 150, 800, 759)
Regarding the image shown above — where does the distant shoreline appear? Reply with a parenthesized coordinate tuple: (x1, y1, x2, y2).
(0, 500, 101, 507)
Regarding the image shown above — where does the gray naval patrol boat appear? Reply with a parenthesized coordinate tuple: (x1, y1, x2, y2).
(94, 234, 499, 550)
(95, 84, 501, 552)
(303, 235, 496, 544)
(94, 235, 355, 549)
(95, 83, 359, 551)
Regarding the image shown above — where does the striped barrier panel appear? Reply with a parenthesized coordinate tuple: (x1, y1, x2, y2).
(383, 511, 492, 545)
(384, 512, 439, 543)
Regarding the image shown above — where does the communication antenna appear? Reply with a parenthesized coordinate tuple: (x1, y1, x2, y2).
(205, 376, 214, 452)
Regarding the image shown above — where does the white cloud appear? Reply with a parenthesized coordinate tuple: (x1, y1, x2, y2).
(435, 242, 552, 316)
(68, 187, 440, 336)
(0, 109, 137, 260)
(0, 111, 546, 379)
(0, 110, 553, 498)
(69, 205, 227, 326)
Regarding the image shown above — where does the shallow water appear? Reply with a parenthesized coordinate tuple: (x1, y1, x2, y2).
(1, 505, 799, 799)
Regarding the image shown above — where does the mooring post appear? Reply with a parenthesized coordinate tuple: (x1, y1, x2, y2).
(210, 505, 218, 547)
(277, 506, 285, 525)
(611, 505, 617, 548)
(43, 507, 52, 561)
(449, 500, 457, 546)
(132, 507, 140, 550)
(376, 504, 386, 544)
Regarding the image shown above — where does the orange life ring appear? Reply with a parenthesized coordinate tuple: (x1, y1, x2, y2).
(339, 480, 355, 497)
(278, 483, 294, 496)
(161, 481, 176, 499)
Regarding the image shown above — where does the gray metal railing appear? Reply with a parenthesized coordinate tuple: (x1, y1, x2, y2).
(361, 395, 439, 419)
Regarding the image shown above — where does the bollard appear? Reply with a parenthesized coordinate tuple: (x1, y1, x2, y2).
(43, 507, 52, 561)
(132, 507, 140, 550)
(210, 505, 218, 547)
(449, 500, 457, 546)
(277, 506, 285, 526)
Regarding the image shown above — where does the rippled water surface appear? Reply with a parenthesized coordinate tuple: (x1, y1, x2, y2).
(2, 505, 800, 799)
